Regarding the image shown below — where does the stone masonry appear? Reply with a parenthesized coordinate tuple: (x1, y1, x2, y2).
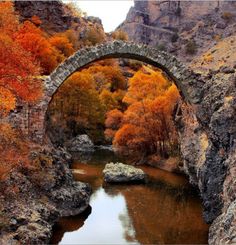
(29, 40, 204, 142)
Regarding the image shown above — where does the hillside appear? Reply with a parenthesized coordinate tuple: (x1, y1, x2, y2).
(14, 0, 106, 44)
(191, 34, 236, 73)
(119, 1, 236, 63)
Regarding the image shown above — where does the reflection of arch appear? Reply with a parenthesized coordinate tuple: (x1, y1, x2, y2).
(32, 41, 203, 142)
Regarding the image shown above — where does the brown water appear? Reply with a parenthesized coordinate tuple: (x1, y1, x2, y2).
(51, 149, 209, 244)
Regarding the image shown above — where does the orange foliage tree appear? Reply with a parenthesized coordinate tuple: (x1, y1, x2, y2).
(15, 20, 62, 74)
(0, 2, 43, 179)
(49, 34, 74, 57)
(0, 34, 42, 104)
(82, 26, 106, 46)
(47, 71, 105, 144)
(0, 87, 16, 117)
(112, 30, 129, 41)
(0, 1, 19, 37)
(0, 123, 30, 180)
(105, 109, 123, 140)
(0, 2, 42, 112)
(47, 61, 127, 144)
(106, 67, 180, 162)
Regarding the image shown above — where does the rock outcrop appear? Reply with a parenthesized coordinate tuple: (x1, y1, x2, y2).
(14, 1, 105, 38)
(176, 36, 236, 243)
(14, 1, 72, 33)
(66, 134, 95, 152)
(103, 162, 146, 183)
(0, 147, 91, 244)
(119, 1, 236, 63)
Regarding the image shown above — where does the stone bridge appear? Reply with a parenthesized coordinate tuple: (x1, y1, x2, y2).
(19, 41, 236, 243)
(29, 40, 204, 142)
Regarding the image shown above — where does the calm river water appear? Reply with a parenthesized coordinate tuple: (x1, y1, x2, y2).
(51, 149, 209, 244)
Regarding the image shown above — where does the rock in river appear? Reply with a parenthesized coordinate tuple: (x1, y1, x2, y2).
(66, 134, 94, 152)
(103, 162, 146, 183)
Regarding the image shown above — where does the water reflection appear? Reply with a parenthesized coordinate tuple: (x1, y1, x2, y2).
(51, 149, 209, 244)
(55, 188, 138, 244)
(51, 207, 91, 244)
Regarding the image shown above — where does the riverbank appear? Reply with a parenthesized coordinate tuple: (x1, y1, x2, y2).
(0, 147, 91, 244)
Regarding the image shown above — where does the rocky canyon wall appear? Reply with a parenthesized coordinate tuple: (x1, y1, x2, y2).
(119, 1, 236, 63)
(120, 2, 236, 243)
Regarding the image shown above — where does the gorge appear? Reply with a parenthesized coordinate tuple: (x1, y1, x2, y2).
(0, 1, 236, 244)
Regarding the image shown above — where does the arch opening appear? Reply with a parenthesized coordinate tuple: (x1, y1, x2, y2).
(46, 56, 184, 170)
(36, 41, 202, 147)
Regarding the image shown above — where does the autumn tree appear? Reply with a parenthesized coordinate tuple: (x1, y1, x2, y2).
(100, 89, 119, 112)
(105, 109, 123, 140)
(123, 66, 170, 104)
(108, 67, 180, 162)
(0, 1, 19, 38)
(82, 26, 106, 46)
(86, 64, 127, 92)
(0, 87, 16, 117)
(0, 2, 43, 179)
(47, 71, 105, 144)
(112, 30, 129, 41)
(0, 2, 42, 109)
(15, 20, 62, 74)
(47, 60, 127, 144)
(60, 29, 81, 50)
(0, 34, 42, 104)
(49, 34, 74, 57)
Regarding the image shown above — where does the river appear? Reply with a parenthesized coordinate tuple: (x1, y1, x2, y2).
(51, 149, 209, 244)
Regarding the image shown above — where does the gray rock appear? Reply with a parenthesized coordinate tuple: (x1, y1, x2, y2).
(86, 16, 102, 25)
(103, 162, 146, 183)
(66, 134, 94, 152)
(215, 22, 227, 29)
(0, 147, 91, 244)
(95, 145, 113, 151)
(220, 65, 235, 74)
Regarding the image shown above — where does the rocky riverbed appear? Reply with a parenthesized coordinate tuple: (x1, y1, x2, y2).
(0, 147, 91, 244)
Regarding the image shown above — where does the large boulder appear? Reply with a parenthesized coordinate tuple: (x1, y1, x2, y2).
(103, 162, 146, 183)
(66, 134, 94, 152)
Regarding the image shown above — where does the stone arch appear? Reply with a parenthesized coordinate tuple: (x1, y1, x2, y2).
(45, 41, 203, 105)
(32, 41, 204, 142)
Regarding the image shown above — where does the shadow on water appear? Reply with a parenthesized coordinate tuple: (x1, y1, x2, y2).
(51, 206, 92, 244)
(51, 149, 209, 244)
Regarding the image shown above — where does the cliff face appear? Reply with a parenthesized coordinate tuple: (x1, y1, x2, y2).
(0, 147, 91, 244)
(119, 1, 236, 63)
(120, 1, 236, 243)
(178, 35, 236, 244)
(14, 1, 72, 33)
(14, 1, 105, 37)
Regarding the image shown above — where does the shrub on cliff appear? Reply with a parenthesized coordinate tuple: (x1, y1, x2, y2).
(112, 30, 128, 41)
(185, 40, 198, 55)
